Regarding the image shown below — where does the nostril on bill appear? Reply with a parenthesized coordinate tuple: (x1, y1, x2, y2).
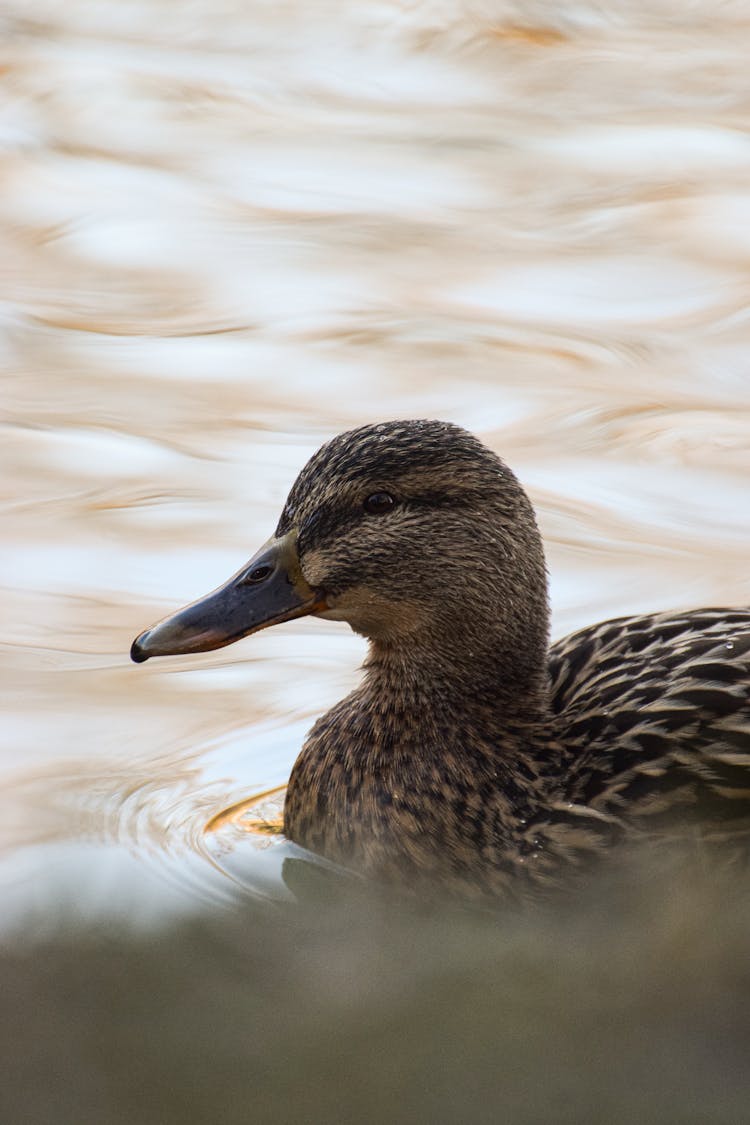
(243, 564, 274, 585)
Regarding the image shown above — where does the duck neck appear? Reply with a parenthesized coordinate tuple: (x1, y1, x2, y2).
(364, 613, 550, 736)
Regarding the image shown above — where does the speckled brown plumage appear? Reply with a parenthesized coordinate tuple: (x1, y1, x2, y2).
(131, 418, 750, 898)
(280, 421, 750, 898)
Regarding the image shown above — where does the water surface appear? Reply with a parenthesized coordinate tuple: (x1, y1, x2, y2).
(2, 0, 749, 930)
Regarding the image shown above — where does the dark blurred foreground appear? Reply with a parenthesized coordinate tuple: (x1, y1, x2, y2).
(3, 846, 749, 1125)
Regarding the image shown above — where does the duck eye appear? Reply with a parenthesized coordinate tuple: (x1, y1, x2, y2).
(363, 491, 395, 515)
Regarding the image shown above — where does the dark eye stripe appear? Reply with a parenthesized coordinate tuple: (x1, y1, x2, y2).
(296, 487, 482, 554)
(298, 507, 361, 552)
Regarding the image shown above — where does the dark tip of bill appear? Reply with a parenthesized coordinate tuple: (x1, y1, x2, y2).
(130, 635, 150, 663)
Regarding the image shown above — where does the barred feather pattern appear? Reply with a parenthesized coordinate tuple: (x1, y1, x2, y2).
(534, 609, 750, 864)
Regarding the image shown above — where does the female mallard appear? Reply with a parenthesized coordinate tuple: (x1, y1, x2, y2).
(131, 420, 750, 897)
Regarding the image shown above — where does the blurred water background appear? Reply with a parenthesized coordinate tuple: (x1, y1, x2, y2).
(2, 1, 750, 1120)
(2, 0, 749, 929)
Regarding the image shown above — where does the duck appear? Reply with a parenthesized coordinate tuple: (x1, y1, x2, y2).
(131, 420, 750, 899)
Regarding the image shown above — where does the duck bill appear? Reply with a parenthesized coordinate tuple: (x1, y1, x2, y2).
(130, 530, 324, 663)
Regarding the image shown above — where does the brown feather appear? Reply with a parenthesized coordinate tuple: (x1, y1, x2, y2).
(273, 421, 750, 898)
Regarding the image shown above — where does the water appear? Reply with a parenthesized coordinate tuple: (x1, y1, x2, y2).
(2, 0, 749, 931)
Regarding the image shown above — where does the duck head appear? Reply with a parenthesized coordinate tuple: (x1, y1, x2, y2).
(131, 420, 549, 695)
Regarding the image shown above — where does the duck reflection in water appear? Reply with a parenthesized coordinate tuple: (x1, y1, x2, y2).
(131, 420, 750, 899)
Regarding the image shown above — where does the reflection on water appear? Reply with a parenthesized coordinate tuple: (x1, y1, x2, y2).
(1, 0, 749, 929)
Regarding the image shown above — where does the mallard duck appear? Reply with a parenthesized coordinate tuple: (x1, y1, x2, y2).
(131, 420, 750, 898)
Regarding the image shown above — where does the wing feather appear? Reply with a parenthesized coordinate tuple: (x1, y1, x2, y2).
(546, 609, 750, 833)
